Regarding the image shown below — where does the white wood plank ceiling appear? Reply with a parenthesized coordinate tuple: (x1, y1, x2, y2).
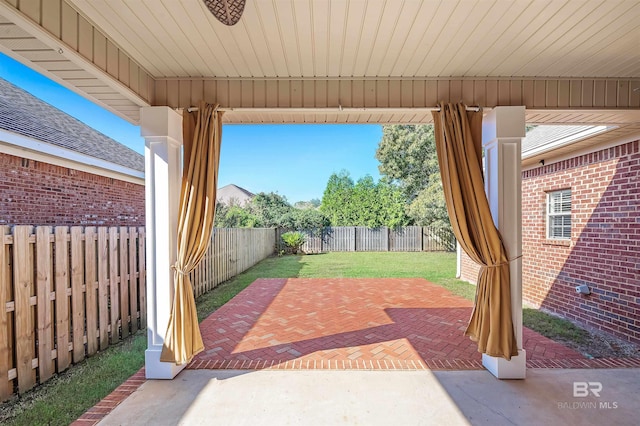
(69, 0, 640, 79)
(0, 0, 639, 128)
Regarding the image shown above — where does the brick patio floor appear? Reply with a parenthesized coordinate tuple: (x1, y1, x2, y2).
(188, 278, 586, 371)
(74, 277, 640, 425)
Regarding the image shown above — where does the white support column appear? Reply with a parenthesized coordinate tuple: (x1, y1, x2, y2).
(141, 107, 185, 379)
(481, 106, 526, 379)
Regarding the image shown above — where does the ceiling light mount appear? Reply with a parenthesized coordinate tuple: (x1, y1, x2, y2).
(203, 0, 246, 26)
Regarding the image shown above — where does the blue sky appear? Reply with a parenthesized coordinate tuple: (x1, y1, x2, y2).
(0, 53, 382, 203)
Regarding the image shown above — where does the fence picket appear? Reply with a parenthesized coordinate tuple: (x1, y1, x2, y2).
(138, 228, 146, 330)
(277, 226, 455, 253)
(109, 227, 119, 344)
(97, 228, 109, 349)
(1, 225, 151, 402)
(84, 227, 98, 356)
(129, 227, 138, 334)
(1, 226, 277, 402)
(70, 227, 85, 363)
(13, 226, 36, 393)
(118, 227, 129, 339)
(0, 226, 10, 400)
(36, 226, 54, 382)
(54, 226, 70, 372)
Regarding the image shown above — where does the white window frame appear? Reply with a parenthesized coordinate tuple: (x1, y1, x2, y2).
(547, 189, 572, 240)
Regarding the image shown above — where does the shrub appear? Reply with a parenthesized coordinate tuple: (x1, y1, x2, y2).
(281, 231, 306, 254)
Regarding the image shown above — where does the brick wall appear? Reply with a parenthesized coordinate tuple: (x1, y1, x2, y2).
(460, 139, 640, 344)
(0, 152, 145, 226)
(459, 250, 481, 284)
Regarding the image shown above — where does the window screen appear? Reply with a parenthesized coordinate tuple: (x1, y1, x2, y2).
(547, 189, 571, 239)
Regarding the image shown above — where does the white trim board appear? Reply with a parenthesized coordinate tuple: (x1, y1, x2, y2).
(0, 129, 144, 185)
(522, 130, 640, 172)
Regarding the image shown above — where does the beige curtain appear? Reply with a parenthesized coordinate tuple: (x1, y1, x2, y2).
(160, 102, 223, 364)
(432, 103, 518, 360)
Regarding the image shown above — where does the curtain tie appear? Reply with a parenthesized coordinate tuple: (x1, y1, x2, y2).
(171, 263, 188, 276)
(484, 254, 523, 268)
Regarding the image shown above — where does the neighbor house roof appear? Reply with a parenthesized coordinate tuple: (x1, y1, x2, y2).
(0, 77, 144, 172)
(217, 184, 255, 206)
(522, 125, 617, 159)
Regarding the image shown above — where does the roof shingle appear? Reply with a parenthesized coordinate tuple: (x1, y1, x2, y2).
(0, 77, 144, 172)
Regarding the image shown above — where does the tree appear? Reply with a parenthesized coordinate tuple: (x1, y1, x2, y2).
(294, 199, 321, 209)
(279, 208, 329, 231)
(215, 204, 260, 228)
(248, 192, 291, 228)
(376, 125, 439, 199)
(376, 124, 450, 229)
(320, 171, 408, 228)
(320, 170, 355, 226)
(376, 178, 410, 228)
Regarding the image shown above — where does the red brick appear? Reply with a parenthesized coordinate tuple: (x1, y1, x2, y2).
(0, 152, 144, 226)
(461, 139, 640, 344)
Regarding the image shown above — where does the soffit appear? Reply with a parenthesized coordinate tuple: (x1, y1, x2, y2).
(68, 0, 640, 79)
(0, 0, 638, 126)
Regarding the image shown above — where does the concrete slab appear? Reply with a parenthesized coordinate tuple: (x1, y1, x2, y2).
(99, 368, 640, 425)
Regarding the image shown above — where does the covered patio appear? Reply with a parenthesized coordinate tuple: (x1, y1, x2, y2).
(1, 0, 639, 410)
(189, 277, 584, 371)
(75, 276, 640, 424)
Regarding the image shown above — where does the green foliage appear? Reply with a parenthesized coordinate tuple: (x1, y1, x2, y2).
(320, 170, 355, 226)
(1, 332, 146, 426)
(376, 125, 439, 199)
(248, 192, 291, 228)
(407, 180, 450, 228)
(320, 171, 409, 228)
(294, 199, 321, 209)
(376, 124, 452, 231)
(523, 308, 589, 345)
(279, 208, 330, 231)
(215, 204, 261, 228)
(281, 231, 306, 254)
(376, 178, 411, 228)
(215, 192, 329, 231)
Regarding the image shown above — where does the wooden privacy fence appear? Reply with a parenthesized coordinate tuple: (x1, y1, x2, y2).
(189, 228, 275, 298)
(0, 225, 146, 402)
(277, 226, 456, 253)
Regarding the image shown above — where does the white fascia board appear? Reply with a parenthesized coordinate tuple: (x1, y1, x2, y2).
(522, 129, 640, 172)
(0, 129, 144, 185)
(522, 125, 615, 160)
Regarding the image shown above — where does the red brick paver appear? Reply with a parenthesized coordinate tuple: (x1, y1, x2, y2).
(189, 278, 588, 371)
(71, 368, 146, 426)
(75, 277, 640, 424)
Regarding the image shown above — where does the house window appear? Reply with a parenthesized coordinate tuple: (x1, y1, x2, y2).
(547, 189, 571, 239)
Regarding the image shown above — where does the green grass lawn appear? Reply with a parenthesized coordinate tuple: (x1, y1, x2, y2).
(1, 251, 586, 425)
(196, 252, 476, 319)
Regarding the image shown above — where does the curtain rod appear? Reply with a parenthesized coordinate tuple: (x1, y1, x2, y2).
(179, 105, 481, 113)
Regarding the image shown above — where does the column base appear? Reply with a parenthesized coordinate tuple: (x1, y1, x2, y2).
(145, 348, 186, 379)
(482, 349, 526, 379)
